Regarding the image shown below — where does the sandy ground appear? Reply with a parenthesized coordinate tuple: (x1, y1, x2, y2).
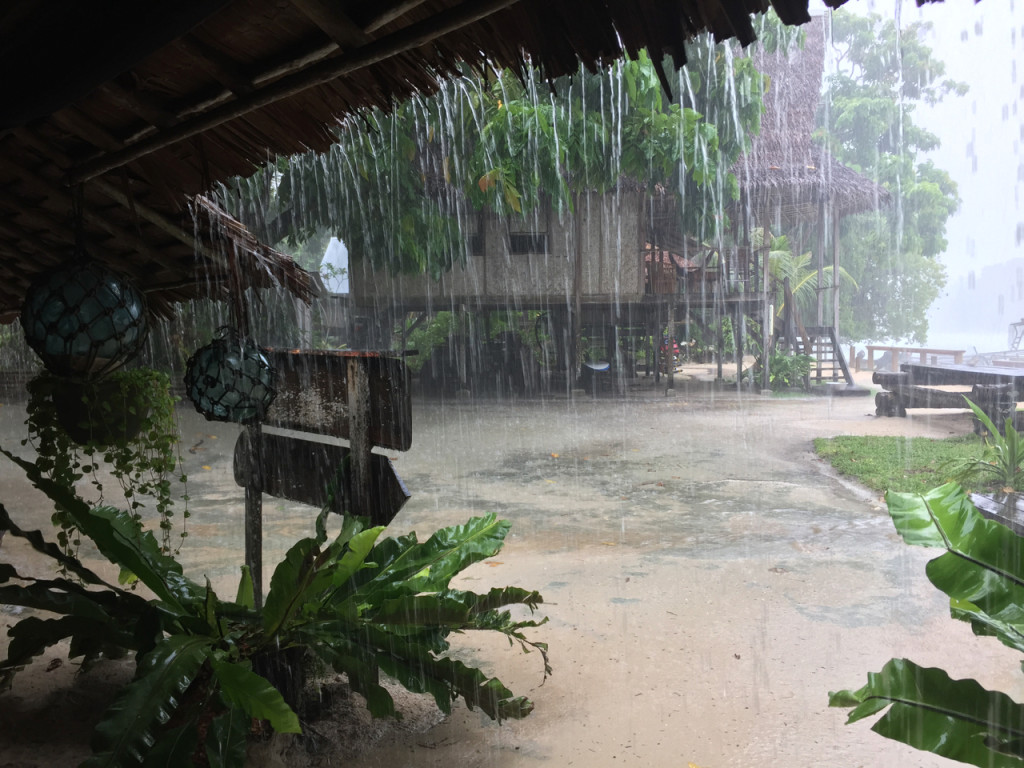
(3, 369, 1021, 768)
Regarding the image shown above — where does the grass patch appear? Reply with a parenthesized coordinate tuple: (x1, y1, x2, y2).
(813, 435, 984, 495)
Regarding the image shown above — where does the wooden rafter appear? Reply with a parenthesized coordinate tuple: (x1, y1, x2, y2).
(289, 0, 372, 49)
(69, 0, 522, 184)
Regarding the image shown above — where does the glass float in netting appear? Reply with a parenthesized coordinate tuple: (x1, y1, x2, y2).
(20, 259, 148, 378)
(185, 328, 276, 423)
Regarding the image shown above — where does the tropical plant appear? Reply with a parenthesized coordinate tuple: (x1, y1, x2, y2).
(0, 448, 548, 767)
(23, 367, 188, 556)
(753, 228, 858, 325)
(766, 349, 813, 389)
(944, 397, 1024, 493)
(830, 482, 1024, 767)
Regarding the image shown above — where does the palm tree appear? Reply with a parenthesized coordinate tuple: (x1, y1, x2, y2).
(752, 228, 857, 328)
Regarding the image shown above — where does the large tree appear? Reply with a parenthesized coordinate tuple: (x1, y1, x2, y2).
(819, 10, 966, 342)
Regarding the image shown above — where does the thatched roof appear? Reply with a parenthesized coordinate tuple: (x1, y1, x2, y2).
(732, 14, 889, 224)
(0, 0, 895, 322)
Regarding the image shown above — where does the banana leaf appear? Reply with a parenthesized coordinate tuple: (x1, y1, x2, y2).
(262, 526, 382, 638)
(139, 724, 198, 768)
(205, 708, 249, 768)
(887, 483, 1024, 643)
(830, 658, 1024, 767)
(3, 614, 135, 671)
(348, 515, 511, 605)
(370, 587, 544, 628)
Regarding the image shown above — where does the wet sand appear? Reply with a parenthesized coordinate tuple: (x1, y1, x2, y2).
(2, 372, 1020, 767)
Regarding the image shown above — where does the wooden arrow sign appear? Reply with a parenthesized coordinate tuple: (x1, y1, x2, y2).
(233, 431, 410, 527)
(264, 349, 411, 451)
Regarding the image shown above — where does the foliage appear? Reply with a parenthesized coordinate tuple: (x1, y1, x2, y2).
(830, 483, 1024, 766)
(818, 10, 965, 342)
(217, 39, 768, 278)
(813, 434, 983, 496)
(754, 228, 857, 326)
(400, 311, 544, 374)
(0, 449, 548, 767)
(23, 369, 189, 556)
(767, 350, 812, 389)
(402, 312, 460, 373)
(946, 398, 1024, 493)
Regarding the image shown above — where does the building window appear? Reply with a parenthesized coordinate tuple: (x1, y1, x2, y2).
(468, 232, 484, 256)
(508, 232, 548, 255)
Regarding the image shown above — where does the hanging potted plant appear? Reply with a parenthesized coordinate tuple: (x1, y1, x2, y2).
(23, 367, 189, 555)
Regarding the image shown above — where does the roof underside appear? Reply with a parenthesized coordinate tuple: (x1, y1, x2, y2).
(0, 0, 925, 322)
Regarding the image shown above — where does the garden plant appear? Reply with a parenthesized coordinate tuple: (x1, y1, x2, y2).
(829, 484, 1024, 765)
(23, 367, 189, 556)
(0, 447, 548, 767)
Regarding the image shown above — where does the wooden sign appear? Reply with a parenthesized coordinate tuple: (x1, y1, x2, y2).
(264, 349, 411, 451)
(233, 431, 409, 527)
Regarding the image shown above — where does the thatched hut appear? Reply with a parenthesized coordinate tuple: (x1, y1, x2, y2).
(732, 14, 888, 383)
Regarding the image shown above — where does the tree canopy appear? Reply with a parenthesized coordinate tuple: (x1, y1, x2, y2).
(819, 10, 966, 343)
(217, 26, 782, 277)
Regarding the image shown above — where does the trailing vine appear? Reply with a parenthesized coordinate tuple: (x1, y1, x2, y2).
(22, 368, 189, 556)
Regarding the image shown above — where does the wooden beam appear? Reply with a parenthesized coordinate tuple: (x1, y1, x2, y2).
(289, 0, 371, 48)
(50, 108, 125, 153)
(70, 0, 522, 184)
(97, 81, 181, 132)
(10, 128, 215, 271)
(177, 33, 256, 96)
(364, 0, 433, 34)
(0, 155, 178, 281)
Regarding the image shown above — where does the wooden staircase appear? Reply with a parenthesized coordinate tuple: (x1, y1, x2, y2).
(799, 326, 854, 385)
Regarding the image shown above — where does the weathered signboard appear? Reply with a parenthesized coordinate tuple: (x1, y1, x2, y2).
(233, 431, 409, 527)
(263, 349, 411, 451)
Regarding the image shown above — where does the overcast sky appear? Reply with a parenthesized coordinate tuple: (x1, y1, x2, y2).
(835, 0, 1024, 282)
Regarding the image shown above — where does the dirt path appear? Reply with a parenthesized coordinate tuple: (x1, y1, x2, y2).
(2, 376, 1018, 767)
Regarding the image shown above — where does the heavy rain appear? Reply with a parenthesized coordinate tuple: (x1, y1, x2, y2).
(3, 1, 1024, 767)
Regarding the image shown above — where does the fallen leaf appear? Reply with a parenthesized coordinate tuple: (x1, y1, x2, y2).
(550, 452, 559, 458)
(545, 479, 556, 484)
(46, 658, 62, 672)
(601, 541, 616, 546)
(202, 465, 212, 471)
(487, 561, 504, 567)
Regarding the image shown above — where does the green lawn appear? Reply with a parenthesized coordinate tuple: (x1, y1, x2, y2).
(813, 435, 986, 496)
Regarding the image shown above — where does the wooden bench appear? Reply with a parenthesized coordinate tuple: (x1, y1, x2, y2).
(865, 345, 965, 371)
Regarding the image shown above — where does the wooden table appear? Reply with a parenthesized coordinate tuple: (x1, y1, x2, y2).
(865, 345, 965, 371)
(873, 362, 1024, 431)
